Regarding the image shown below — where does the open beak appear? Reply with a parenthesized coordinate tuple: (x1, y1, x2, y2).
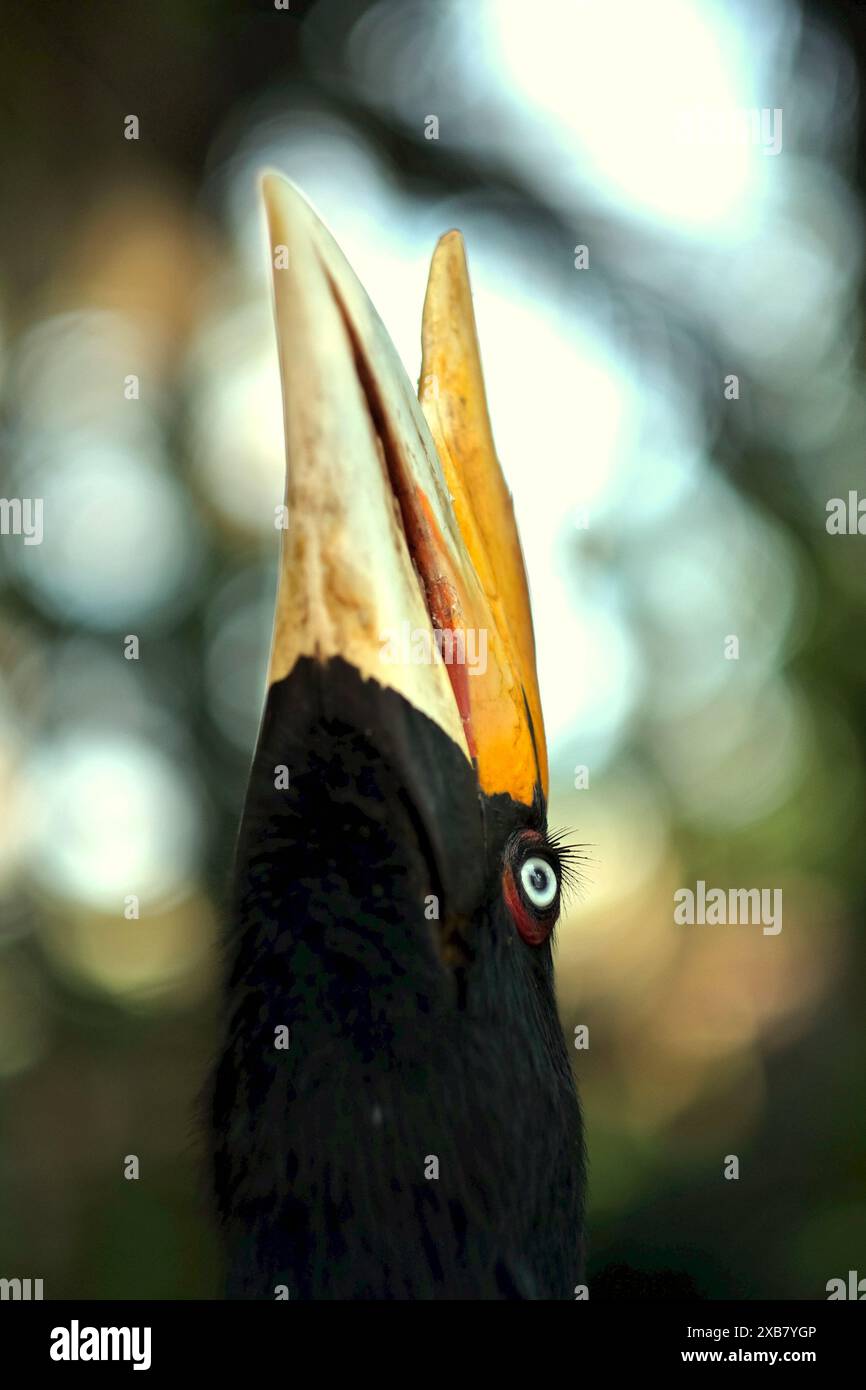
(262, 173, 548, 809)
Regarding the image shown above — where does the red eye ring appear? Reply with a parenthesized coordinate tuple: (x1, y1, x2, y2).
(502, 830, 560, 946)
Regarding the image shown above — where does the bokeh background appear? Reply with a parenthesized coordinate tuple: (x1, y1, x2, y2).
(1, 0, 865, 1299)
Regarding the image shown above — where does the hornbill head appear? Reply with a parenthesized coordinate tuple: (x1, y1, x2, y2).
(212, 175, 585, 1299)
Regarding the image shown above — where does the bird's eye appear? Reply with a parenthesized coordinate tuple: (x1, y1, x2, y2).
(502, 833, 562, 945)
(520, 856, 558, 910)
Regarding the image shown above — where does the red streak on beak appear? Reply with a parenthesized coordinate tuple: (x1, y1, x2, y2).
(409, 486, 478, 763)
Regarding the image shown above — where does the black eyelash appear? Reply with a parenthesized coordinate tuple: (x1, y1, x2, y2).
(544, 828, 594, 903)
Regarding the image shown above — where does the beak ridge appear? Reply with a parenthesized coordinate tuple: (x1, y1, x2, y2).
(261, 172, 471, 760)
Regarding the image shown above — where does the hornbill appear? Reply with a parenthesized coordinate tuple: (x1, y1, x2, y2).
(210, 175, 585, 1299)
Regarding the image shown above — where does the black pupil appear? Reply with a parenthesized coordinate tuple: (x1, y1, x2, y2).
(529, 864, 549, 895)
